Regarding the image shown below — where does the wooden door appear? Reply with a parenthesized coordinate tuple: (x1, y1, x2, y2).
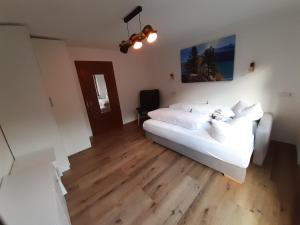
(75, 61, 123, 135)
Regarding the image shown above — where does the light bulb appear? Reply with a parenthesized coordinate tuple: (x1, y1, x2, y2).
(147, 32, 157, 43)
(133, 41, 143, 49)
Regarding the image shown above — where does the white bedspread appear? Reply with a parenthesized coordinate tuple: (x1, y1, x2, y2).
(143, 119, 254, 168)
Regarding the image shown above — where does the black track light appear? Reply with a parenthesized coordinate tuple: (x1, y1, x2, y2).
(119, 6, 158, 53)
(119, 40, 132, 54)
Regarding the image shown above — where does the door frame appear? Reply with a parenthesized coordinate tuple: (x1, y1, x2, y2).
(75, 61, 123, 135)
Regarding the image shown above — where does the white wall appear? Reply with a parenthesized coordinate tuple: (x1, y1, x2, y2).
(32, 39, 92, 156)
(67, 47, 155, 124)
(0, 128, 14, 182)
(145, 12, 300, 145)
(0, 26, 69, 172)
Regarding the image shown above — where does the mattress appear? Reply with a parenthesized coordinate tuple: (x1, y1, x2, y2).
(143, 119, 254, 168)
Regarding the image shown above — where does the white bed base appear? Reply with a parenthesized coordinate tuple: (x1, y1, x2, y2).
(145, 131, 247, 183)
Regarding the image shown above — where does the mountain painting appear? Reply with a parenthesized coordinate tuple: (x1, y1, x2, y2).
(180, 35, 236, 83)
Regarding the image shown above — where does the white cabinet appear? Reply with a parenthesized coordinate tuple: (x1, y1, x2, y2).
(0, 25, 69, 173)
(0, 25, 72, 225)
(0, 150, 71, 225)
(32, 38, 91, 156)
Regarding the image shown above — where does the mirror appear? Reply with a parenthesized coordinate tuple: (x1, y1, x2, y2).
(93, 74, 111, 113)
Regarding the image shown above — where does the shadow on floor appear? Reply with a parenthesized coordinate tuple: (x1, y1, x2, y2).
(268, 141, 299, 225)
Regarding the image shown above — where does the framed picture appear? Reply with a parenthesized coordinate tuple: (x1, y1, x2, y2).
(180, 35, 236, 83)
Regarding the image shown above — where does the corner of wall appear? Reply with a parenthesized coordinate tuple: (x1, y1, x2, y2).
(53, 159, 70, 175)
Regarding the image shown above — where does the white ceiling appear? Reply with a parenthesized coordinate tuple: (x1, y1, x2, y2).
(0, 0, 299, 50)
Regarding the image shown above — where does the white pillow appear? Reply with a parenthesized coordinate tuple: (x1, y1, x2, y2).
(148, 108, 210, 130)
(210, 117, 253, 143)
(220, 108, 235, 118)
(236, 103, 264, 121)
(193, 105, 235, 118)
(210, 120, 236, 143)
(192, 104, 217, 114)
(211, 108, 235, 119)
(169, 103, 193, 112)
(231, 101, 250, 115)
(228, 116, 253, 136)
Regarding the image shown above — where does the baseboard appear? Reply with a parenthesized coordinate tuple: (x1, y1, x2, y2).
(60, 163, 70, 175)
(124, 119, 138, 125)
(224, 175, 243, 184)
(123, 118, 137, 125)
(89, 135, 94, 147)
(52, 159, 70, 176)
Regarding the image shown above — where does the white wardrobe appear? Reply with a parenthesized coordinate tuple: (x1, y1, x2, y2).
(0, 24, 93, 166)
(0, 24, 95, 225)
(32, 38, 92, 156)
(0, 25, 72, 225)
(0, 25, 70, 172)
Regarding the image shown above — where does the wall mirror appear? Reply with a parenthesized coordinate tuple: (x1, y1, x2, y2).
(93, 74, 111, 113)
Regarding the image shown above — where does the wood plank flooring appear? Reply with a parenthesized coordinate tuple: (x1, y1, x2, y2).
(62, 122, 299, 225)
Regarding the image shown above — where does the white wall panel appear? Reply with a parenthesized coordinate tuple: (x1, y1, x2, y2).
(32, 39, 91, 156)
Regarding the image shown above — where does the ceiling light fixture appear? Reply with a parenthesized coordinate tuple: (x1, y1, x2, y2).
(119, 6, 158, 53)
(133, 40, 143, 49)
(143, 25, 158, 43)
(130, 33, 143, 50)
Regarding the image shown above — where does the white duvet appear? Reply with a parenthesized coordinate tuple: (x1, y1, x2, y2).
(148, 108, 210, 130)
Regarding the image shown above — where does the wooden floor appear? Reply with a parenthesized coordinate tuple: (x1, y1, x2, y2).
(62, 122, 300, 225)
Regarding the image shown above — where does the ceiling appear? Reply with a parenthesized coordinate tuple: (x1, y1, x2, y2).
(0, 0, 299, 50)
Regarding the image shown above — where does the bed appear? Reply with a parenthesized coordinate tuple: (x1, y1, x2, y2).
(143, 113, 273, 183)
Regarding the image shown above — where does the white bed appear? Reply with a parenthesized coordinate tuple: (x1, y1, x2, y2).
(144, 119, 254, 168)
(143, 112, 273, 183)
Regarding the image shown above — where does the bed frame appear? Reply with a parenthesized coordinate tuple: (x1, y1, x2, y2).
(145, 131, 246, 182)
(145, 113, 273, 183)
